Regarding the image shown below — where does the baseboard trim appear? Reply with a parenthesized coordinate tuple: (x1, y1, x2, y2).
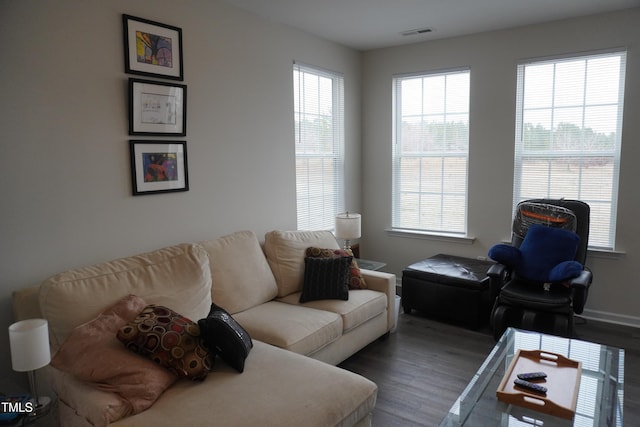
(580, 309, 640, 329)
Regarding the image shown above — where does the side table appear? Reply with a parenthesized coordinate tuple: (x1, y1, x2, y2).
(1, 378, 57, 427)
(356, 258, 386, 271)
(0, 407, 57, 427)
(0, 399, 57, 427)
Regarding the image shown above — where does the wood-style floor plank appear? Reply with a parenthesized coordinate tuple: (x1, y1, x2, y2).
(339, 312, 639, 426)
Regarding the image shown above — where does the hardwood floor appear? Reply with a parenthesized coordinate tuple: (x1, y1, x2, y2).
(339, 312, 639, 426)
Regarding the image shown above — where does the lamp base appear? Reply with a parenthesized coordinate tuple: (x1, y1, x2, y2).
(27, 395, 51, 419)
(26, 369, 51, 419)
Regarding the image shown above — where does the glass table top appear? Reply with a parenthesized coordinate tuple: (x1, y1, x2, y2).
(439, 328, 624, 427)
(355, 258, 386, 271)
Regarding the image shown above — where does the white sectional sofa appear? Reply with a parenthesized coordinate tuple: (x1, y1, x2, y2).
(12, 230, 396, 427)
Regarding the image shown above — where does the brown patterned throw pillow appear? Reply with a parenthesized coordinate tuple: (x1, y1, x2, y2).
(117, 305, 212, 381)
(305, 247, 367, 289)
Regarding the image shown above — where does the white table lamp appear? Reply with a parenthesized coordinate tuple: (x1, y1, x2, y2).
(335, 212, 361, 251)
(9, 318, 52, 417)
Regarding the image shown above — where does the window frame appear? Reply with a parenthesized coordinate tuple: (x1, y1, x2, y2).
(293, 62, 345, 231)
(513, 49, 626, 251)
(391, 68, 471, 237)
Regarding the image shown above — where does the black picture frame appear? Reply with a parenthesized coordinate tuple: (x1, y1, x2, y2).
(123, 14, 184, 81)
(130, 140, 189, 195)
(128, 78, 187, 136)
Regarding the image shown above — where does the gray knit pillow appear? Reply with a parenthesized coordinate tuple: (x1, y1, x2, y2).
(300, 256, 351, 303)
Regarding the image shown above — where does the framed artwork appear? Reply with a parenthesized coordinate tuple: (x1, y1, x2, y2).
(130, 140, 189, 195)
(129, 78, 186, 136)
(123, 14, 184, 81)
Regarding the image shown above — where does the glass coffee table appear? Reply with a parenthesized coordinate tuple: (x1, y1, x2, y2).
(440, 328, 624, 427)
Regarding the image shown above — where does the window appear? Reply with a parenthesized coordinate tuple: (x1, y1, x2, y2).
(514, 50, 626, 250)
(392, 69, 470, 235)
(293, 63, 345, 230)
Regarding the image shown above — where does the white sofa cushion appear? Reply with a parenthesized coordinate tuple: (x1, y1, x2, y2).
(278, 289, 388, 333)
(39, 243, 212, 349)
(52, 341, 378, 427)
(199, 230, 278, 314)
(233, 301, 342, 356)
(264, 230, 340, 297)
(110, 341, 377, 427)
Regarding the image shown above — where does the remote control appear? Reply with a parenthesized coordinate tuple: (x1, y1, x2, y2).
(517, 371, 547, 381)
(514, 378, 547, 395)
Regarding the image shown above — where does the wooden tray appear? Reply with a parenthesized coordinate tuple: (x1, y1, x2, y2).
(496, 349, 582, 420)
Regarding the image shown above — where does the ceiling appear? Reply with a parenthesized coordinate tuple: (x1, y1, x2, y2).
(222, 0, 640, 51)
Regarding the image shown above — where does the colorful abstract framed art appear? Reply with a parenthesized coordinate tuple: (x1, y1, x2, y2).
(123, 14, 184, 81)
(129, 78, 186, 136)
(130, 140, 189, 195)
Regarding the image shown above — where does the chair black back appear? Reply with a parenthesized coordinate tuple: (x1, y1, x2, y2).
(510, 199, 590, 264)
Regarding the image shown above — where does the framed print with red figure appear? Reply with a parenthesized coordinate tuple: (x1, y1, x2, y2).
(130, 140, 188, 195)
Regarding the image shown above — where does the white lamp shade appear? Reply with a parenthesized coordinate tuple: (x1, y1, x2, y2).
(9, 318, 51, 372)
(335, 212, 361, 240)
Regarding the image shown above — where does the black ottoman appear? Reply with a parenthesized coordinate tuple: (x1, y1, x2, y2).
(401, 254, 495, 329)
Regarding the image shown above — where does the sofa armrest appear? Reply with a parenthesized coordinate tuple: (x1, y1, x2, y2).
(360, 269, 397, 332)
(12, 285, 42, 321)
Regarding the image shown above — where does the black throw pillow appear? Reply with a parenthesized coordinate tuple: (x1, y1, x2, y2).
(300, 256, 352, 303)
(197, 303, 253, 373)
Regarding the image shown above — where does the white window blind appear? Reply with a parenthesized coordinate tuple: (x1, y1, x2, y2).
(293, 63, 345, 230)
(514, 50, 626, 250)
(392, 69, 470, 234)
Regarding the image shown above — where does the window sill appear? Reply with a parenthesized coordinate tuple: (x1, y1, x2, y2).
(385, 228, 475, 244)
(384, 228, 624, 258)
(587, 247, 626, 260)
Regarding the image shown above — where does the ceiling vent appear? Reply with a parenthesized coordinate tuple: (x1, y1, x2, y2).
(401, 27, 434, 37)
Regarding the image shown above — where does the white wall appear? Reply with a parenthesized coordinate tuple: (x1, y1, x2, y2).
(0, 0, 361, 383)
(361, 9, 640, 325)
(2, 0, 638, 389)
